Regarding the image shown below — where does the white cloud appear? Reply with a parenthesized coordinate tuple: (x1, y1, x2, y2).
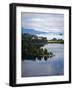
(21, 12, 64, 38)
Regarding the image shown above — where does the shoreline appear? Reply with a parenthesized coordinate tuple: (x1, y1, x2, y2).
(48, 40, 64, 44)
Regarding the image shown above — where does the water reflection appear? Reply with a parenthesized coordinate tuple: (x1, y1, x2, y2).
(22, 44, 64, 77)
(23, 55, 55, 61)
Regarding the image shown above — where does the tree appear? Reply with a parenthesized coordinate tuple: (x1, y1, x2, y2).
(44, 49, 48, 54)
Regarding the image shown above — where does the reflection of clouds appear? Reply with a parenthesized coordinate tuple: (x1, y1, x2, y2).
(21, 12, 64, 33)
(42, 44, 64, 59)
(22, 60, 57, 76)
(22, 56, 64, 77)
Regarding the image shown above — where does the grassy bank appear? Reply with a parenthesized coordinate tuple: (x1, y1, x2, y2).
(48, 40, 64, 44)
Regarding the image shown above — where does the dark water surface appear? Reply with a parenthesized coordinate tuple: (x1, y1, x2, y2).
(22, 44, 64, 77)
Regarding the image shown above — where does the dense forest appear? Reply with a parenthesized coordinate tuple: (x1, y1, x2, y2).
(22, 33, 54, 60)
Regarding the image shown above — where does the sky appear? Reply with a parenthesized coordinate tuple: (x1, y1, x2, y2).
(21, 12, 64, 40)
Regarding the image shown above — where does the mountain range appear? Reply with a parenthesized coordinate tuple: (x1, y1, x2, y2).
(22, 28, 47, 35)
(22, 28, 63, 36)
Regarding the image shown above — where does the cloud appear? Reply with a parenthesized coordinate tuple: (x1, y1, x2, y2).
(21, 12, 64, 37)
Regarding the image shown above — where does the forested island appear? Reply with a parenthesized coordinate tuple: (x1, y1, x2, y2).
(22, 33, 54, 60)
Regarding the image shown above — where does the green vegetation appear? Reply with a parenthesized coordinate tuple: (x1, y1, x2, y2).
(48, 38, 64, 44)
(22, 33, 54, 60)
(48, 40, 64, 43)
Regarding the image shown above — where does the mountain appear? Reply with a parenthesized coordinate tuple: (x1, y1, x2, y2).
(22, 28, 48, 35)
(22, 28, 63, 36)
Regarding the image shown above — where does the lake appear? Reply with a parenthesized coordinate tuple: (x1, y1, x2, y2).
(22, 44, 64, 77)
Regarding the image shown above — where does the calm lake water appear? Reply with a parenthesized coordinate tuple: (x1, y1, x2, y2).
(22, 44, 64, 77)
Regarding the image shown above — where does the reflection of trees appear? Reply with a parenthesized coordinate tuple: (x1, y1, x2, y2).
(44, 56, 48, 61)
(23, 55, 54, 61)
(22, 55, 36, 61)
(37, 56, 42, 60)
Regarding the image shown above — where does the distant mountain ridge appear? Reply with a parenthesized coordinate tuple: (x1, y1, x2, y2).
(22, 28, 48, 35)
(22, 28, 63, 36)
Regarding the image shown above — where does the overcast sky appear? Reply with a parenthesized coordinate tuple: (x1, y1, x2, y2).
(21, 12, 64, 40)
